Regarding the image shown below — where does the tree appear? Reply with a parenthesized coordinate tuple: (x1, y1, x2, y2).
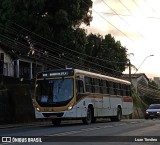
(85, 33, 128, 76)
(0, 0, 92, 52)
(125, 53, 137, 73)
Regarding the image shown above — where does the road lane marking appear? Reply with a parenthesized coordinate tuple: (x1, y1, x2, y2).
(102, 125, 113, 128)
(47, 121, 139, 137)
(47, 125, 115, 136)
(114, 123, 126, 126)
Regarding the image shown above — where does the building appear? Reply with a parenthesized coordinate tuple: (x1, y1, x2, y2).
(154, 77, 160, 88)
(0, 45, 44, 80)
(122, 73, 149, 93)
(0, 47, 14, 77)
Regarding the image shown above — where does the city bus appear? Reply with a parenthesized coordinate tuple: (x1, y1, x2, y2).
(33, 69, 133, 125)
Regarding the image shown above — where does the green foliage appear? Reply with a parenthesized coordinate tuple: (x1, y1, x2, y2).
(85, 34, 128, 75)
(0, 0, 92, 40)
(132, 88, 148, 108)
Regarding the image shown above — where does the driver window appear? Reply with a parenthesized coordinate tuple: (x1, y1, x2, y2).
(77, 80, 84, 94)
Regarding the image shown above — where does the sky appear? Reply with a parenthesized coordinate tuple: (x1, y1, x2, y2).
(83, 0, 160, 78)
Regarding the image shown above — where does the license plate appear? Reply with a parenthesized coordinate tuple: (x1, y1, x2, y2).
(49, 115, 57, 118)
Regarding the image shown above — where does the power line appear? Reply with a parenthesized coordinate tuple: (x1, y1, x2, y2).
(119, 0, 160, 20)
(98, 12, 160, 20)
(82, 0, 134, 42)
(0, 19, 129, 64)
(131, 0, 143, 11)
(119, 0, 133, 15)
(101, 0, 145, 38)
(143, 0, 159, 15)
(101, 0, 130, 26)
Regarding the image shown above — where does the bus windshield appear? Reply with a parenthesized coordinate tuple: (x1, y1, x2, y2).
(35, 78, 73, 105)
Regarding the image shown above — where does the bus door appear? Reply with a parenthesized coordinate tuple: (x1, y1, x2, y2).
(76, 76, 85, 117)
(102, 80, 111, 116)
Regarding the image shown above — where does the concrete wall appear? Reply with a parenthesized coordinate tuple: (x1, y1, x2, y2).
(132, 106, 145, 119)
(0, 84, 35, 124)
(0, 48, 14, 77)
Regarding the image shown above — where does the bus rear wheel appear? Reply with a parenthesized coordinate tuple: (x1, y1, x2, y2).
(82, 107, 92, 124)
(52, 118, 61, 126)
(115, 107, 122, 121)
(110, 107, 122, 122)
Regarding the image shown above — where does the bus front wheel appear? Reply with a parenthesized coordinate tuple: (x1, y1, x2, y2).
(82, 107, 92, 124)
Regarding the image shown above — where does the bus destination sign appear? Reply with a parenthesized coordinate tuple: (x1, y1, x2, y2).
(42, 72, 68, 77)
(38, 70, 74, 78)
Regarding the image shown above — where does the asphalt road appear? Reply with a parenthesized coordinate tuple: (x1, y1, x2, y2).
(1, 119, 160, 145)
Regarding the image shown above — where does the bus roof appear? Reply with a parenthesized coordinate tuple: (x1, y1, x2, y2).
(74, 69, 131, 85)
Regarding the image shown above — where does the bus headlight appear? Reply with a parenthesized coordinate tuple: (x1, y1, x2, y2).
(68, 103, 74, 110)
(36, 107, 40, 112)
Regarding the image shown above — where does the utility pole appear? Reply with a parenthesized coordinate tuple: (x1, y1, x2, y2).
(129, 60, 131, 83)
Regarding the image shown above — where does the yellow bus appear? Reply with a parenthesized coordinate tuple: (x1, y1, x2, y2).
(33, 69, 133, 125)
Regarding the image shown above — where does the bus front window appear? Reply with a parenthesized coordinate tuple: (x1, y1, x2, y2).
(35, 78, 73, 104)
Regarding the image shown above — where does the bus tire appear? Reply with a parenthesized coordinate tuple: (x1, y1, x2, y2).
(115, 107, 122, 121)
(110, 107, 122, 122)
(129, 113, 132, 119)
(52, 118, 61, 126)
(82, 107, 92, 124)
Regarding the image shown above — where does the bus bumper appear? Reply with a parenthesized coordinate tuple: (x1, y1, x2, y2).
(34, 108, 77, 119)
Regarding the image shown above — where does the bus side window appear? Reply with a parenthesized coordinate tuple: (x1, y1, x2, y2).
(126, 85, 130, 96)
(123, 84, 127, 96)
(95, 78, 100, 93)
(77, 79, 84, 94)
(99, 79, 103, 93)
(85, 77, 92, 92)
(109, 82, 114, 95)
(91, 78, 95, 93)
(120, 84, 123, 96)
(102, 80, 106, 94)
(117, 83, 121, 95)
(106, 81, 110, 94)
(113, 82, 117, 95)
(128, 86, 131, 96)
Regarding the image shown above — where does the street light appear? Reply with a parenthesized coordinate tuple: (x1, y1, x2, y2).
(134, 54, 154, 74)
